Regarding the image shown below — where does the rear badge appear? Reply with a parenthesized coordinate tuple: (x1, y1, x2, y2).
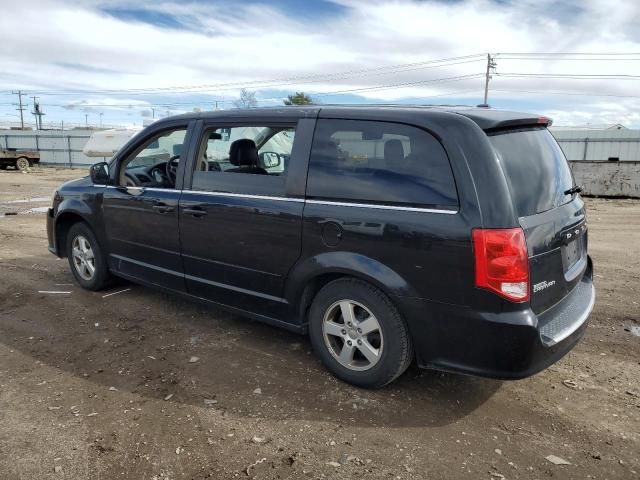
(534, 280, 556, 293)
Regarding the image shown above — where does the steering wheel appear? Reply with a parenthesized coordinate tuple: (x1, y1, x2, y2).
(124, 172, 140, 187)
(165, 155, 180, 184)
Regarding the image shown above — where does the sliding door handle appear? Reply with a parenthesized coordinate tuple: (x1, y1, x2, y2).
(152, 204, 174, 214)
(183, 207, 207, 217)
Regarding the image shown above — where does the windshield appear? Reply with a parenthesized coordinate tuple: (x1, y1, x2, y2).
(489, 128, 574, 217)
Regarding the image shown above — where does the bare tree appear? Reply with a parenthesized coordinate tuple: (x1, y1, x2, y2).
(233, 89, 258, 109)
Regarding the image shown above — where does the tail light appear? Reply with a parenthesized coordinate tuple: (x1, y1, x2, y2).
(473, 228, 529, 302)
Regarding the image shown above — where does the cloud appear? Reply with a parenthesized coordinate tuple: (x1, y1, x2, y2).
(63, 98, 151, 113)
(1, 0, 639, 126)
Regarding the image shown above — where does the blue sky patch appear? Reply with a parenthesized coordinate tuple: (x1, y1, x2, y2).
(101, 6, 189, 30)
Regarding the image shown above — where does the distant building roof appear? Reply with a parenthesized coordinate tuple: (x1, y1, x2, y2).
(551, 126, 640, 140)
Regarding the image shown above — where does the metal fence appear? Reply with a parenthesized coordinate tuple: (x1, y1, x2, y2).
(556, 137, 640, 163)
(0, 129, 103, 167)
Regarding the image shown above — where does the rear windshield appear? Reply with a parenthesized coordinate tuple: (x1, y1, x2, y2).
(489, 127, 574, 217)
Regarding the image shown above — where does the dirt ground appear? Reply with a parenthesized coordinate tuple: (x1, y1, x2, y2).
(0, 167, 638, 480)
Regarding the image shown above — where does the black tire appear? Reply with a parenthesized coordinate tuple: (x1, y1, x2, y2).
(308, 278, 413, 388)
(66, 222, 111, 290)
(15, 157, 31, 171)
(0, 164, 7, 170)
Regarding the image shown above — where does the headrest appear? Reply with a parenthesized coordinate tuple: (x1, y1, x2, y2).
(172, 144, 183, 156)
(229, 138, 259, 166)
(384, 139, 404, 163)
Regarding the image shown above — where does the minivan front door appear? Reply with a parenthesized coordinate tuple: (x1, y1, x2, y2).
(103, 124, 191, 291)
(179, 120, 312, 320)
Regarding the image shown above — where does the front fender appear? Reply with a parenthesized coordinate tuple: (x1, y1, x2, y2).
(284, 251, 419, 306)
(56, 197, 94, 219)
(52, 196, 103, 256)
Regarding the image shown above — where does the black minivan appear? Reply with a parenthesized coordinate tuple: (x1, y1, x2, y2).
(47, 106, 595, 388)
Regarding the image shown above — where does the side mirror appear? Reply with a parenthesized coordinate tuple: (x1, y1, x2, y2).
(260, 152, 282, 168)
(89, 162, 109, 185)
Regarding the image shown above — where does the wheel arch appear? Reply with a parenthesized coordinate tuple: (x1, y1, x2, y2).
(54, 208, 93, 257)
(286, 251, 419, 326)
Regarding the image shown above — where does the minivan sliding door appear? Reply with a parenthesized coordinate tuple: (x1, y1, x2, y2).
(179, 119, 314, 320)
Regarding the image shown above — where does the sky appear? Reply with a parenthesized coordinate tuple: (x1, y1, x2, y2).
(1, 0, 640, 129)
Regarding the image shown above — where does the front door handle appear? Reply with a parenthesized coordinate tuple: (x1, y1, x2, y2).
(152, 203, 174, 214)
(183, 207, 207, 217)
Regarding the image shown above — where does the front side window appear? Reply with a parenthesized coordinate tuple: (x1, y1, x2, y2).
(196, 126, 293, 175)
(119, 128, 187, 188)
(192, 125, 296, 195)
(306, 119, 458, 208)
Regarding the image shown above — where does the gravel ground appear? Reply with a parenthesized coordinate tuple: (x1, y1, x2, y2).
(0, 167, 638, 480)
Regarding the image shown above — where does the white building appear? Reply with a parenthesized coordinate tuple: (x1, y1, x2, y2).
(551, 126, 640, 198)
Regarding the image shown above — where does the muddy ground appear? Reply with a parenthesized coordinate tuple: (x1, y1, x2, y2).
(0, 167, 638, 480)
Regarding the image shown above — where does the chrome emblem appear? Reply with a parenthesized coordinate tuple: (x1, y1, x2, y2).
(534, 280, 556, 293)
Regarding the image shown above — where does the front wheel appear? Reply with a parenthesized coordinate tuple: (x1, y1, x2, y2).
(66, 222, 111, 290)
(309, 278, 413, 388)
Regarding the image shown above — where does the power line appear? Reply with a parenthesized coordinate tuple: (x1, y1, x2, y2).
(496, 52, 640, 56)
(492, 88, 640, 99)
(496, 73, 640, 80)
(2, 73, 485, 109)
(307, 73, 485, 96)
(498, 57, 640, 61)
(13, 54, 486, 96)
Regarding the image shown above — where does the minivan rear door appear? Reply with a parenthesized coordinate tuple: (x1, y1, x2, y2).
(488, 127, 588, 314)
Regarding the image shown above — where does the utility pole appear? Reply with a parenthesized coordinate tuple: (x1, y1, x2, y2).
(151, 107, 155, 119)
(12, 90, 26, 129)
(99, 112, 103, 127)
(482, 53, 497, 106)
(31, 96, 39, 129)
(31, 96, 45, 130)
(85, 113, 89, 127)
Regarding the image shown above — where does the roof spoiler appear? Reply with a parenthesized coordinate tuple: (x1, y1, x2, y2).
(484, 116, 553, 133)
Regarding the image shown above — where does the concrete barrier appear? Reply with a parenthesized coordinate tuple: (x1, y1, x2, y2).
(570, 161, 640, 198)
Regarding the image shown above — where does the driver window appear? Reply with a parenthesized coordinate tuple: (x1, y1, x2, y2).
(119, 128, 187, 188)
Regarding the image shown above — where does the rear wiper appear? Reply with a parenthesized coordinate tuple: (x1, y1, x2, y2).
(564, 185, 583, 195)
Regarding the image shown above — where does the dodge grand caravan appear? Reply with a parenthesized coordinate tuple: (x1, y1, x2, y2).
(47, 106, 595, 388)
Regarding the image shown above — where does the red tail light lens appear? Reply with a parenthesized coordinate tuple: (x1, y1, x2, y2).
(473, 228, 529, 302)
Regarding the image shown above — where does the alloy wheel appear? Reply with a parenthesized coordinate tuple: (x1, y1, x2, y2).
(322, 299, 384, 371)
(71, 235, 96, 281)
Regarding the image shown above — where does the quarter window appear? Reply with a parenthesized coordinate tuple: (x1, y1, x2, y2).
(307, 119, 458, 208)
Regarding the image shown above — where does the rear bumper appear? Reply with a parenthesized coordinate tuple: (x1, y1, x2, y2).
(397, 256, 595, 380)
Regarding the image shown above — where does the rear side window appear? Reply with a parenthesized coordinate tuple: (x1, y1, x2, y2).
(307, 119, 458, 208)
(489, 128, 574, 217)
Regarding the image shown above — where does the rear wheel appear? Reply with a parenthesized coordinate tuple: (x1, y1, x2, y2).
(66, 222, 111, 290)
(15, 157, 31, 171)
(308, 278, 413, 388)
